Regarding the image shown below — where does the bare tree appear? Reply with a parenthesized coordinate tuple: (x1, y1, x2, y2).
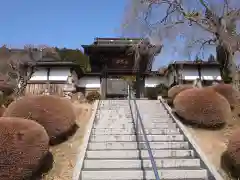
(122, 0, 240, 89)
(0, 45, 60, 98)
(127, 37, 163, 72)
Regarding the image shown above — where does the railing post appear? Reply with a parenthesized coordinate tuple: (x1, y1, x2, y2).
(135, 101, 138, 135)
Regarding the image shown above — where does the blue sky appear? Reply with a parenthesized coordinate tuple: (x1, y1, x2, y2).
(0, 0, 214, 69)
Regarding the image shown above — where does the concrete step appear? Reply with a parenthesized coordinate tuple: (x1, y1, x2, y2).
(94, 118, 174, 124)
(142, 123, 176, 129)
(91, 128, 180, 135)
(90, 134, 184, 142)
(99, 105, 129, 108)
(87, 141, 189, 150)
(93, 123, 135, 129)
(95, 116, 132, 120)
(86, 149, 194, 159)
(99, 107, 130, 109)
(83, 158, 201, 169)
(93, 125, 177, 131)
(95, 113, 132, 116)
(95, 113, 131, 115)
(141, 114, 170, 117)
(81, 169, 208, 180)
(142, 118, 173, 122)
(93, 122, 177, 129)
(96, 110, 131, 113)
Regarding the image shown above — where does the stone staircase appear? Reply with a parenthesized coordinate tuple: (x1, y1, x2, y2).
(80, 100, 220, 180)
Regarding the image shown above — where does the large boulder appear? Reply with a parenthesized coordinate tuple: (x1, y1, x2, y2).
(0, 117, 49, 180)
(173, 88, 231, 128)
(3, 95, 76, 144)
(221, 130, 240, 178)
(212, 83, 240, 107)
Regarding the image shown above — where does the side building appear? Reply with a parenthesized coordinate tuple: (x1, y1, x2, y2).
(165, 61, 222, 87)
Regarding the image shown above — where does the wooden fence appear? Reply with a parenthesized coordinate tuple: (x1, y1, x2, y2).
(25, 83, 65, 96)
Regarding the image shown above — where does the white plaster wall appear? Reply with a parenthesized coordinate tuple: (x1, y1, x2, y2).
(201, 67, 222, 80)
(145, 76, 167, 87)
(49, 68, 71, 81)
(30, 68, 48, 81)
(180, 67, 199, 80)
(77, 77, 100, 88)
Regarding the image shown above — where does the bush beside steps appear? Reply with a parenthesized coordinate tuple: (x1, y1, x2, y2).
(3, 95, 77, 145)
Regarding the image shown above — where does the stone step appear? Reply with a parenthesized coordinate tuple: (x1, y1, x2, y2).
(95, 116, 132, 119)
(141, 114, 170, 117)
(96, 113, 132, 116)
(91, 128, 180, 135)
(90, 134, 184, 142)
(141, 116, 170, 120)
(93, 123, 135, 129)
(94, 118, 174, 124)
(98, 108, 130, 110)
(95, 112, 131, 115)
(88, 141, 189, 150)
(142, 118, 173, 122)
(95, 118, 130, 122)
(95, 117, 173, 122)
(93, 122, 177, 129)
(83, 158, 201, 169)
(81, 169, 208, 180)
(92, 124, 177, 131)
(86, 149, 194, 159)
(96, 112, 131, 116)
(96, 109, 131, 112)
(99, 106, 130, 108)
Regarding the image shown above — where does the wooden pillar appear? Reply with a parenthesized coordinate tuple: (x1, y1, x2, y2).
(141, 75, 145, 97)
(105, 66, 107, 99)
(101, 65, 107, 99)
(136, 70, 140, 98)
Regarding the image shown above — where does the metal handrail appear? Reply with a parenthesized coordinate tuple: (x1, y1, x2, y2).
(128, 85, 160, 180)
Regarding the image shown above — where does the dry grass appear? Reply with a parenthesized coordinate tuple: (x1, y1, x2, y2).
(185, 104, 240, 180)
(41, 101, 92, 180)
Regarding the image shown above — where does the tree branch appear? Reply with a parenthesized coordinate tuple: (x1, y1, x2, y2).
(188, 38, 216, 56)
(142, 0, 217, 33)
(223, 0, 229, 15)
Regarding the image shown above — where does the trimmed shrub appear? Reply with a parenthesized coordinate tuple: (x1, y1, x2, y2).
(221, 130, 240, 178)
(167, 84, 193, 105)
(3, 95, 76, 145)
(173, 88, 231, 128)
(168, 84, 193, 99)
(0, 117, 49, 180)
(86, 91, 101, 103)
(212, 83, 240, 107)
